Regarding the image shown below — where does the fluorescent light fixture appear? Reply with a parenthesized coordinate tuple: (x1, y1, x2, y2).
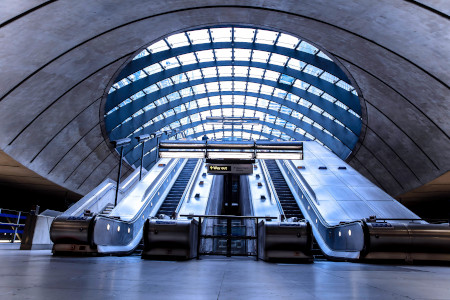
(207, 152, 254, 159)
(135, 134, 151, 143)
(159, 151, 205, 158)
(256, 152, 302, 160)
(111, 138, 131, 148)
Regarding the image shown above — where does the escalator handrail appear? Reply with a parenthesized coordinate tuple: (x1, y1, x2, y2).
(260, 160, 286, 221)
(175, 159, 203, 217)
(96, 158, 182, 225)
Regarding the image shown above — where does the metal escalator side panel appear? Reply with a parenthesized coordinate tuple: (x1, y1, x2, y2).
(361, 222, 450, 261)
(258, 220, 313, 262)
(277, 159, 364, 260)
(92, 158, 185, 253)
(142, 219, 199, 260)
(50, 216, 95, 245)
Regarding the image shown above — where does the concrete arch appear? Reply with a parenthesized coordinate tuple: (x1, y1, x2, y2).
(0, 1, 447, 202)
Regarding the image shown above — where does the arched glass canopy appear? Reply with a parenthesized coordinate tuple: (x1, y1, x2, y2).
(104, 26, 362, 169)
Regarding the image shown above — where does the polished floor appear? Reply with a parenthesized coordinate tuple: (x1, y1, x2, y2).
(1, 250, 450, 300)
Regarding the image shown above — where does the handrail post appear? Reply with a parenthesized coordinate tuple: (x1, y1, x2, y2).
(226, 217, 232, 257)
(114, 146, 124, 207)
(12, 211, 21, 243)
(197, 217, 201, 260)
(139, 141, 145, 181)
(255, 217, 259, 261)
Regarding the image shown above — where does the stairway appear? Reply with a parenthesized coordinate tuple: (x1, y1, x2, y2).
(157, 159, 198, 217)
(265, 160, 304, 219)
(99, 203, 115, 216)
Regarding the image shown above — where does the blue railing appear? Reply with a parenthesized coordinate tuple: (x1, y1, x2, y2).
(0, 209, 27, 243)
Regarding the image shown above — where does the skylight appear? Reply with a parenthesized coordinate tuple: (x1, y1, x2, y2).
(104, 26, 362, 168)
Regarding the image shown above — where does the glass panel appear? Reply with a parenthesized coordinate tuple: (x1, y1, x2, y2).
(193, 84, 206, 95)
(186, 101, 198, 110)
(166, 33, 190, 48)
(276, 33, 300, 49)
(187, 29, 210, 44)
(147, 40, 170, 53)
(269, 53, 289, 66)
(320, 71, 339, 84)
(234, 49, 252, 61)
(336, 80, 353, 91)
(166, 92, 180, 102)
(303, 64, 323, 77)
(287, 58, 306, 71)
(234, 81, 247, 91)
(197, 98, 209, 107)
(263, 70, 280, 81)
(157, 78, 173, 89)
(206, 81, 220, 92)
(186, 70, 203, 81)
(154, 97, 168, 106)
(248, 67, 264, 79)
(214, 48, 232, 61)
(279, 74, 295, 85)
(143, 64, 163, 76)
(133, 49, 149, 60)
(210, 27, 232, 42)
(297, 41, 318, 55)
(143, 84, 159, 94)
(252, 50, 270, 63)
(234, 28, 255, 43)
(178, 53, 197, 65)
(171, 73, 188, 85)
(202, 67, 217, 78)
(128, 70, 147, 82)
(234, 66, 249, 77)
(217, 66, 233, 77)
(255, 29, 278, 45)
(317, 51, 332, 61)
(163, 110, 175, 118)
(160, 57, 180, 70)
(130, 91, 145, 101)
(196, 50, 215, 63)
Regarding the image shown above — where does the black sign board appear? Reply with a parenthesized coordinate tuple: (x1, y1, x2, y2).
(207, 164, 253, 175)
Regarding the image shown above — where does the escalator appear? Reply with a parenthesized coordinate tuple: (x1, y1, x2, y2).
(264, 160, 303, 219)
(157, 158, 198, 217)
(50, 158, 187, 255)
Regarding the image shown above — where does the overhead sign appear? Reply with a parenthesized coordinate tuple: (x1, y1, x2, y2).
(207, 164, 253, 175)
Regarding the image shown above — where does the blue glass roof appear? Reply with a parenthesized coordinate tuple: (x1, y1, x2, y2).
(104, 26, 362, 169)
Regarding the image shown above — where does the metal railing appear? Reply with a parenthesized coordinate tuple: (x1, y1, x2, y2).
(181, 214, 277, 260)
(0, 208, 27, 243)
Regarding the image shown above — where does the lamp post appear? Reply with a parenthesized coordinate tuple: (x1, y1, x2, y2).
(154, 131, 163, 162)
(111, 138, 131, 207)
(135, 134, 151, 181)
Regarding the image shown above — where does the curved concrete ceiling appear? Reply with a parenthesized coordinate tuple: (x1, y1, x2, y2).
(0, 0, 448, 200)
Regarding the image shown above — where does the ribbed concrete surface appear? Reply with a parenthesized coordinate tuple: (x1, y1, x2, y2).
(0, 1, 448, 200)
